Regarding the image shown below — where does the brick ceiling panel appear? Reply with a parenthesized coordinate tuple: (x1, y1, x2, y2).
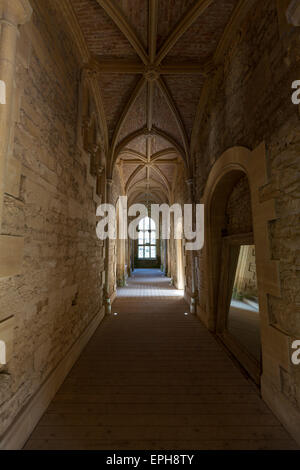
(152, 84, 184, 147)
(113, 0, 148, 49)
(156, 0, 197, 50)
(164, 0, 239, 61)
(152, 135, 174, 154)
(130, 167, 147, 186)
(155, 162, 176, 186)
(126, 136, 147, 156)
(98, 74, 139, 141)
(149, 167, 168, 188)
(71, 0, 139, 59)
(117, 86, 147, 144)
(121, 162, 141, 185)
(164, 74, 205, 139)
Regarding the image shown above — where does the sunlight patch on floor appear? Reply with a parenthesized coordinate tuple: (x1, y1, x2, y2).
(117, 269, 184, 298)
(117, 288, 184, 298)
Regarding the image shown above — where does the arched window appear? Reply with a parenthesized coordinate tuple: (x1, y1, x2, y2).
(138, 217, 156, 259)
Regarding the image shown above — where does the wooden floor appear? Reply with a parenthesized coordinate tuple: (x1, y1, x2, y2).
(24, 269, 298, 450)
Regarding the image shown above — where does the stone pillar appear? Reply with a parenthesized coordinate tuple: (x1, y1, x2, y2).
(0, 0, 32, 230)
(186, 178, 197, 314)
(131, 239, 135, 272)
(127, 238, 131, 278)
(286, 0, 300, 26)
(163, 239, 167, 275)
(167, 239, 171, 277)
(104, 178, 113, 315)
(116, 197, 127, 286)
(116, 238, 126, 287)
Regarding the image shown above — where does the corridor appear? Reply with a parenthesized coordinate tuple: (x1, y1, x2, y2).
(24, 270, 298, 450)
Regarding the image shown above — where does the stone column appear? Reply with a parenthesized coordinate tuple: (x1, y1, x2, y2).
(0, 0, 32, 230)
(131, 239, 135, 272)
(104, 178, 113, 315)
(116, 237, 126, 287)
(163, 239, 167, 275)
(127, 237, 131, 277)
(186, 178, 197, 314)
(167, 239, 171, 277)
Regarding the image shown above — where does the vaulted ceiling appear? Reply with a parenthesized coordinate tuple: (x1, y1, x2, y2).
(70, 0, 240, 202)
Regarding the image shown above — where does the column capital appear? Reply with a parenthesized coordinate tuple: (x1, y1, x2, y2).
(0, 0, 32, 26)
(286, 0, 300, 26)
(106, 178, 113, 186)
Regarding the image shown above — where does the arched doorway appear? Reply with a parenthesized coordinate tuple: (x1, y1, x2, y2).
(135, 216, 160, 269)
(199, 145, 280, 387)
(214, 173, 262, 383)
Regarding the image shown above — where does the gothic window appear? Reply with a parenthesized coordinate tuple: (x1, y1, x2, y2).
(138, 217, 156, 259)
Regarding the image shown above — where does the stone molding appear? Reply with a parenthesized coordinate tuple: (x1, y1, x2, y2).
(0, 0, 32, 26)
(199, 143, 300, 445)
(200, 144, 280, 327)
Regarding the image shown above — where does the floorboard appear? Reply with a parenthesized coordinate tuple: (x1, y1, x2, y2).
(24, 269, 299, 450)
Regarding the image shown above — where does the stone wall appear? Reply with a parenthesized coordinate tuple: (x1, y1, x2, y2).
(0, 0, 105, 437)
(225, 175, 253, 236)
(192, 0, 300, 437)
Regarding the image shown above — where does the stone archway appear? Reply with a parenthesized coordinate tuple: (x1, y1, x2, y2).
(198, 144, 300, 439)
(200, 145, 280, 331)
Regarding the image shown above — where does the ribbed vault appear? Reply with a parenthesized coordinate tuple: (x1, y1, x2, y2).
(71, 0, 241, 202)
